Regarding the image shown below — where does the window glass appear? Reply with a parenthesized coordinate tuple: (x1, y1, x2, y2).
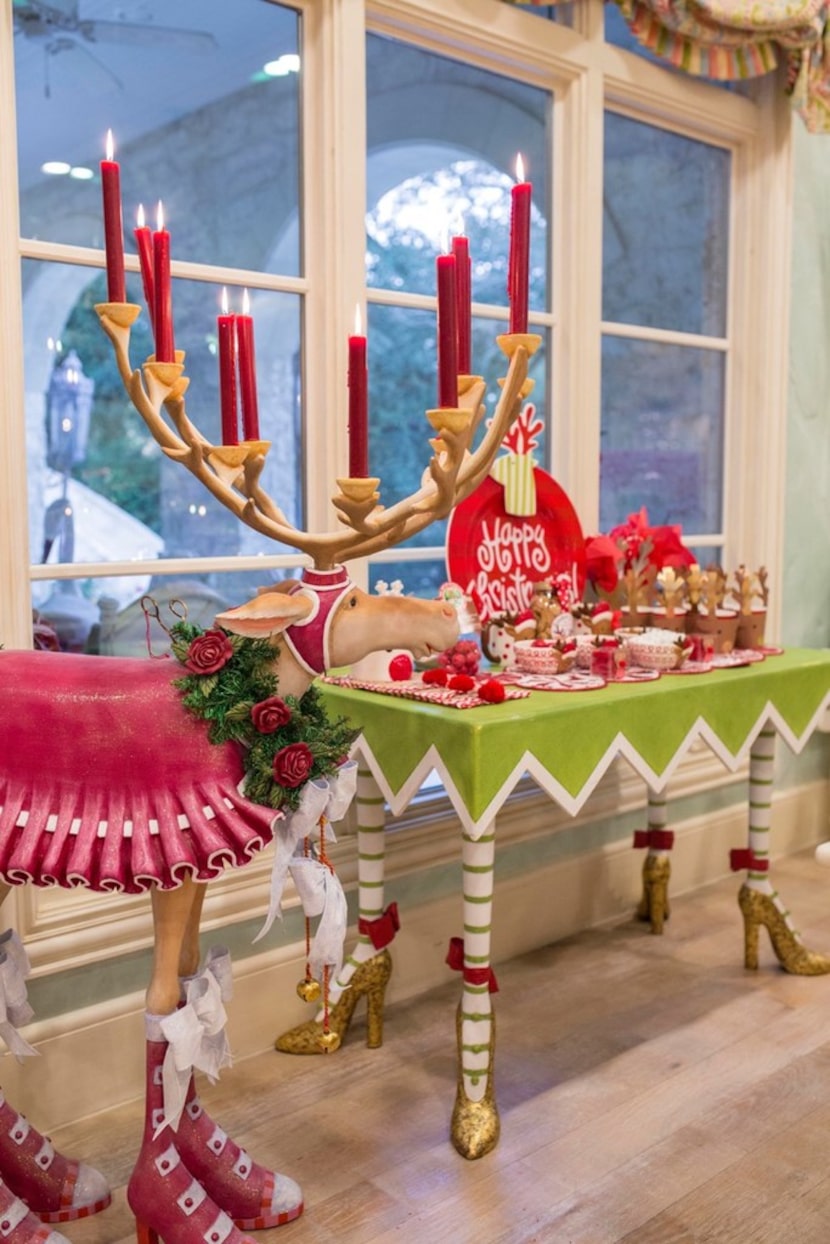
(367, 36, 549, 311)
(366, 34, 551, 584)
(23, 260, 302, 570)
(603, 113, 730, 336)
(33, 566, 305, 657)
(367, 303, 548, 551)
(599, 337, 725, 532)
(15, 0, 306, 656)
(15, 1, 301, 276)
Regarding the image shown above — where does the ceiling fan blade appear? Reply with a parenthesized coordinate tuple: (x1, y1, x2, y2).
(81, 20, 217, 53)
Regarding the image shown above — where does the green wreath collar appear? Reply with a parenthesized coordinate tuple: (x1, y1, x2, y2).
(170, 622, 358, 813)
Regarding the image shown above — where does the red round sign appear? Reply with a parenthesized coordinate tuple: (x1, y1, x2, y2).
(446, 469, 586, 623)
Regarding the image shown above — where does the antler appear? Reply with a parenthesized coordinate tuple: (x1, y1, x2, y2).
(96, 301, 530, 570)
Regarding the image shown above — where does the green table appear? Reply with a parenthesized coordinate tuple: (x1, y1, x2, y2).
(319, 648, 830, 1158)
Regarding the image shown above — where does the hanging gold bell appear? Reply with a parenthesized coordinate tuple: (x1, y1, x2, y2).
(317, 1029, 341, 1053)
(296, 977, 321, 1003)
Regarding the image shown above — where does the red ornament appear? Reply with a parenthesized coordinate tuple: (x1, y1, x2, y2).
(388, 653, 414, 681)
(479, 678, 506, 704)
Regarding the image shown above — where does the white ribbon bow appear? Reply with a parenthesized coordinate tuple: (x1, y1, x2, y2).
(288, 854, 348, 981)
(158, 965, 231, 1136)
(254, 760, 358, 944)
(0, 931, 36, 1061)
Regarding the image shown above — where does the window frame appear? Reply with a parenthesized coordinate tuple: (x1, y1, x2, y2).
(0, 0, 793, 974)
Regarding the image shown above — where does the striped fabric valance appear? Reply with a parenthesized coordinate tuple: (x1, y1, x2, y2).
(504, 0, 830, 131)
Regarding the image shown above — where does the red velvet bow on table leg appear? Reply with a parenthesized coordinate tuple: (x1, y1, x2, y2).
(445, 936, 499, 993)
(729, 849, 769, 872)
(358, 902, 401, 950)
(632, 829, 675, 850)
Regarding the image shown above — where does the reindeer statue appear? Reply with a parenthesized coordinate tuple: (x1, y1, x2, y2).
(0, 292, 529, 1243)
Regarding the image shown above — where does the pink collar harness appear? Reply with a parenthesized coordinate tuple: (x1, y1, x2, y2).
(282, 566, 353, 677)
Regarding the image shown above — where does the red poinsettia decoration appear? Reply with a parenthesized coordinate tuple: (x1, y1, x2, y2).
(585, 507, 694, 596)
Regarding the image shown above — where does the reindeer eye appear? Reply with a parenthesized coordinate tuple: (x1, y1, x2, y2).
(347, 594, 358, 609)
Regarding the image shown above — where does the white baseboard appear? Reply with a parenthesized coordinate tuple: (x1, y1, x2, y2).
(2, 779, 827, 1135)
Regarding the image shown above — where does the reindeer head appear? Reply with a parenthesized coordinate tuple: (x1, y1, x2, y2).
(215, 566, 459, 698)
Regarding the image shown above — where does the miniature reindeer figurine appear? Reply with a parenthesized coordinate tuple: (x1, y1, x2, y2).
(0, 295, 529, 1244)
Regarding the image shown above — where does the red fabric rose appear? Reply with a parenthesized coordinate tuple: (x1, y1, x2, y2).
(422, 668, 448, 685)
(273, 742, 314, 788)
(479, 678, 506, 704)
(448, 674, 476, 691)
(185, 630, 234, 675)
(251, 696, 291, 734)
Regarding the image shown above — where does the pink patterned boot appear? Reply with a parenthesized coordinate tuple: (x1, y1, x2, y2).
(126, 1018, 261, 1244)
(174, 951, 302, 1230)
(0, 1171, 69, 1243)
(0, 1092, 110, 1226)
(173, 1080, 302, 1231)
(0, 932, 110, 1224)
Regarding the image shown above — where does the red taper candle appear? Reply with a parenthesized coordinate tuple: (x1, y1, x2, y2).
(436, 249, 458, 408)
(452, 234, 472, 375)
(348, 305, 369, 478)
(153, 201, 175, 363)
(134, 204, 155, 334)
(237, 288, 260, 442)
(508, 154, 531, 335)
(217, 288, 238, 446)
(100, 130, 126, 303)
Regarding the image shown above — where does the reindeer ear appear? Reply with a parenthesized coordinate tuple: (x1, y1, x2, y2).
(256, 580, 300, 596)
(216, 591, 313, 638)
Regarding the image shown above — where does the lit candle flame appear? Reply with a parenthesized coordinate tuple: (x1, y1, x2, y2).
(242, 288, 251, 316)
(137, 203, 146, 228)
(515, 153, 526, 183)
(353, 304, 362, 336)
(105, 129, 115, 162)
(156, 200, 164, 231)
(221, 287, 229, 315)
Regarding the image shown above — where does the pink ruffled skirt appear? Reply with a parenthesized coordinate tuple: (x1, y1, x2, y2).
(0, 651, 278, 892)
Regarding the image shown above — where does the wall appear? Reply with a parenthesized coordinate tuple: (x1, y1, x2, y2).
(785, 123, 830, 651)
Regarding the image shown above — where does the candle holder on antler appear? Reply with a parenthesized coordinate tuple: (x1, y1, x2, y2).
(94, 299, 531, 573)
(497, 331, 542, 398)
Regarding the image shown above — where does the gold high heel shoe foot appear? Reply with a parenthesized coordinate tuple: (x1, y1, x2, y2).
(274, 949, 392, 1054)
(636, 854, 671, 934)
(450, 1004, 500, 1160)
(738, 884, 830, 975)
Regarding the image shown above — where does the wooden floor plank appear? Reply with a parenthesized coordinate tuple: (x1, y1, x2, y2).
(40, 849, 830, 1243)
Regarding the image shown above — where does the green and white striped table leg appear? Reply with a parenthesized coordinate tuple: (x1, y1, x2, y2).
(637, 790, 673, 933)
(330, 764, 388, 1004)
(647, 790, 667, 844)
(747, 726, 793, 924)
(451, 826, 499, 1159)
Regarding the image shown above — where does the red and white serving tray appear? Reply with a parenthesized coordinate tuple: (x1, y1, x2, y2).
(323, 675, 530, 708)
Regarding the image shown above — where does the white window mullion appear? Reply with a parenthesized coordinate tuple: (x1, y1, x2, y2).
(723, 78, 793, 640)
(0, 1, 32, 651)
(302, 0, 369, 571)
(555, 63, 605, 532)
